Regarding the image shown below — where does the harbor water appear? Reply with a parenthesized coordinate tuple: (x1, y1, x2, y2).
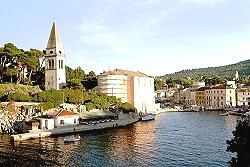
(0, 112, 238, 166)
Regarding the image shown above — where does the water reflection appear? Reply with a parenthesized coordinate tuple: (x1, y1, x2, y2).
(0, 112, 237, 167)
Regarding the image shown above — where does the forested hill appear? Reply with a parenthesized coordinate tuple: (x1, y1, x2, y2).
(161, 59, 250, 80)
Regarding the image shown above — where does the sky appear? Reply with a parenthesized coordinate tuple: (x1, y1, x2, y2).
(1, 0, 250, 76)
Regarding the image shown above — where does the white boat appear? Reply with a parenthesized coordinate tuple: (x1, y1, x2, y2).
(141, 113, 155, 121)
(220, 112, 229, 116)
(64, 136, 81, 142)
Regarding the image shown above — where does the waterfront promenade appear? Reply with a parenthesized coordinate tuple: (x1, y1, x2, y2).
(11, 112, 139, 141)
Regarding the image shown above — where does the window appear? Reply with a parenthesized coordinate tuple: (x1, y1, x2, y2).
(60, 120, 64, 125)
(221, 96, 223, 99)
(48, 59, 54, 69)
(48, 60, 51, 69)
(59, 60, 61, 69)
(50, 50, 53, 54)
(243, 93, 245, 95)
(214, 96, 216, 99)
(221, 91, 223, 93)
(59, 51, 61, 54)
(61, 60, 63, 69)
(221, 102, 223, 105)
(230, 90, 231, 93)
(58, 60, 63, 69)
(74, 119, 76, 123)
(51, 59, 54, 69)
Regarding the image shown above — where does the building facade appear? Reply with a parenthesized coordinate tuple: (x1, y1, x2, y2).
(97, 74, 128, 103)
(183, 88, 196, 106)
(195, 87, 206, 107)
(236, 87, 250, 107)
(97, 69, 158, 113)
(205, 84, 236, 109)
(45, 22, 66, 90)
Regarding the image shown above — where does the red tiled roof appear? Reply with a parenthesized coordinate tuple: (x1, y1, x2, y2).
(49, 109, 78, 117)
(56, 110, 78, 116)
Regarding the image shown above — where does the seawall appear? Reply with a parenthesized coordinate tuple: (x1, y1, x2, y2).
(11, 113, 139, 141)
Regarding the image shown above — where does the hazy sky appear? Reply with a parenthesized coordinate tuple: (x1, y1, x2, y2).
(1, 0, 250, 76)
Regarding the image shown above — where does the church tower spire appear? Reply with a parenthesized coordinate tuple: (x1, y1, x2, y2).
(45, 22, 66, 90)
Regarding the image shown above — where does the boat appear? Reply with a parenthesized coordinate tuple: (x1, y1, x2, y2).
(220, 112, 229, 116)
(228, 111, 244, 116)
(64, 136, 81, 142)
(141, 113, 155, 121)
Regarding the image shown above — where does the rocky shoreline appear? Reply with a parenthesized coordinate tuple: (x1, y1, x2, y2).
(0, 108, 38, 134)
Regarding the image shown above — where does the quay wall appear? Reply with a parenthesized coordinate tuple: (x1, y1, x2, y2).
(11, 113, 139, 141)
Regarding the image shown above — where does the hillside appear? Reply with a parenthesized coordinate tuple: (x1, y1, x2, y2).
(0, 84, 42, 96)
(161, 59, 250, 80)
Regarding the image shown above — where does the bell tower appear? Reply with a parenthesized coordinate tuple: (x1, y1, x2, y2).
(45, 22, 66, 90)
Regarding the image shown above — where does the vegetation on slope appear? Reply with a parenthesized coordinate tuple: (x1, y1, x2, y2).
(161, 59, 250, 81)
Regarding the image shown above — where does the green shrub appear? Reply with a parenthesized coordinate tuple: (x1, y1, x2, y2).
(120, 102, 136, 113)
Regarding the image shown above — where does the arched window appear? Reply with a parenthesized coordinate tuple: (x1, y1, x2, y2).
(60, 60, 63, 69)
(59, 60, 61, 69)
(51, 59, 54, 69)
(48, 59, 51, 69)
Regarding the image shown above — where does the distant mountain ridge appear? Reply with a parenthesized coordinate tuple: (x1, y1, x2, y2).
(161, 59, 250, 80)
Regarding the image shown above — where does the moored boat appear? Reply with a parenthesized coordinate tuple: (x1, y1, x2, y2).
(64, 136, 81, 142)
(228, 111, 244, 116)
(220, 112, 229, 116)
(141, 113, 155, 121)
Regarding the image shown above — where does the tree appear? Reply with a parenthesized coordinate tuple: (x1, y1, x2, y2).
(154, 78, 163, 91)
(227, 117, 250, 166)
(25, 49, 43, 84)
(82, 71, 97, 90)
(205, 76, 225, 86)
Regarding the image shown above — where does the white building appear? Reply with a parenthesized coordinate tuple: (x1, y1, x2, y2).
(52, 110, 79, 127)
(97, 74, 128, 103)
(37, 117, 55, 130)
(236, 86, 250, 107)
(97, 69, 159, 113)
(192, 82, 205, 89)
(45, 22, 66, 90)
(205, 84, 236, 109)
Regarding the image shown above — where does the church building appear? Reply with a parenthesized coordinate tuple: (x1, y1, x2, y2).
(45, 22, 66, 90)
